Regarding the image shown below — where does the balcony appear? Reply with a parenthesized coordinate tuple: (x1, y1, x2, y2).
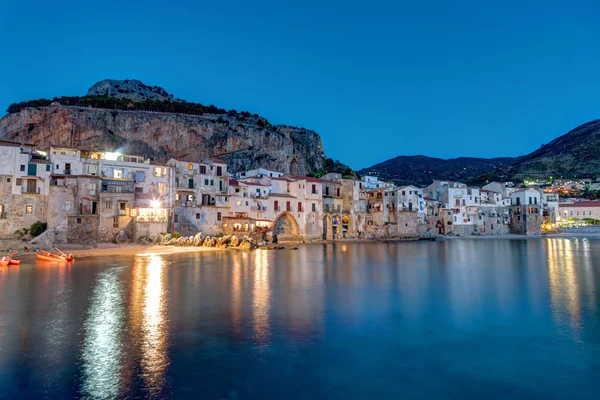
(21, 186, 40, 194)
(64, 169, 72, 175)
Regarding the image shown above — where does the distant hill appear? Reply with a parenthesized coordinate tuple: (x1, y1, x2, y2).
(358, 155, 519, 186)
(471, 119, 600, 184)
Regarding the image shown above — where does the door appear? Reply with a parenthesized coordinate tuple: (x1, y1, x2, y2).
(27, 164, 37, 176)
(274, 201, 279, 212)
(26, 179, 36, 194)
(92, 201, 98, 215)
(219, 180, 223, 192)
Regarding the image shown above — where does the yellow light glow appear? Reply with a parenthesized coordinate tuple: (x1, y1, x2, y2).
(150, 200, 160, 209)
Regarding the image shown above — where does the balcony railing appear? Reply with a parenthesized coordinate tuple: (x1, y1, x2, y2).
(21, 187, 40, 194)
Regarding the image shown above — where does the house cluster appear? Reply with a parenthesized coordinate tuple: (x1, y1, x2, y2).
(0, 140, 561, 243)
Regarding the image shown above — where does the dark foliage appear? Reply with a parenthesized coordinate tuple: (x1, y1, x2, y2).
(30, 221, 47, 237)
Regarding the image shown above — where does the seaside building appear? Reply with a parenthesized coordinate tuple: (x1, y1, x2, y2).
(0, 140, 51, 238)
(509, 188, 542, 235)
(49, 146, 171, 242)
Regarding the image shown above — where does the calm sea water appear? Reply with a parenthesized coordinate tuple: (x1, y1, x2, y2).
(0, 239, 599, 399)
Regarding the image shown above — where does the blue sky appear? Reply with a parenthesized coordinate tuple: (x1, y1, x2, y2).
(1, 0, 599, 169)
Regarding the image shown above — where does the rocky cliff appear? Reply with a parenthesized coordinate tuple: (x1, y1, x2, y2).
(0, 81, 327, 175)
(87, 79, 177, 101)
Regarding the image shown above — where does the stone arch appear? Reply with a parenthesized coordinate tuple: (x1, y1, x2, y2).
(322, 214, 332, 240)
(273, 211, 300, 240)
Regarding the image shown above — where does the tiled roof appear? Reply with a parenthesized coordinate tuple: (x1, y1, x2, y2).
(559, 201, 600, 208)
(229, 179, 239, 186)
(240, 181, 266, 187)
(269, 193, 296, 198)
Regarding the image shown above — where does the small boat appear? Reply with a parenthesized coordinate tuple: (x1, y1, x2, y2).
(8, 259, 20, 265)
(36, 250, 75, 263)
(0, 257, 9, 267)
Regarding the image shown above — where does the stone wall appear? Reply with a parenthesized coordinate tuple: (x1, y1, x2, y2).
(510, 206, 542, 235)
(67, 215, 99, 244)
(396, 211, 418, 236)
(0, 194, 48, 238)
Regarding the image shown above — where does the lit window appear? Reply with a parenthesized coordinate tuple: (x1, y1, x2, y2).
(236, 201, 242, 206)
(188, 164, 193, 171)
(25, 205, 33, 214)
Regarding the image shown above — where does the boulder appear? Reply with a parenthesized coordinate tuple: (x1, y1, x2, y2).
(193, 233, 203, 246)
(116, 230, 129, 244)
(230, 235, 240, 247)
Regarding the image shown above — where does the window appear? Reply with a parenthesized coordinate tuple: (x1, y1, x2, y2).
(158, 182, 166, 194)
(312, 184, 316, 194)
(135, 187, 143, 193)
(113, 217, 119, 229)
(236, 201, 242, 206)
(188, 163, 193, 170)
(46, 164, 50, 171)
(77, 217, 82, 225)
(204, 179, 209, 185)
(175, 193, 180, 201)
(119, 202, 126, 211)
(25, 205, 33, 214)
(217, 212, 222, 221)
(20, 165, 25, 172)
(105, 201, 113, 209)
(217, 166, 222, 176)
(298, 202, 303, 212)
(174, 214, 179, 223)
(196, 213, 200, 220)
(16, 178, 22, 186)
(312, 203, 316, 212)
(0, 205, 3, 215)
(114, 169, 123, 178)
(200, 165, 206, 174)
(210, 179, 214, 186)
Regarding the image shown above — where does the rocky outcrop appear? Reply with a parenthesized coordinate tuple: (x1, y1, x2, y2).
(0, 80, 327, 175)
(152, 232, 257, 250)
(87, 79, 176, 102)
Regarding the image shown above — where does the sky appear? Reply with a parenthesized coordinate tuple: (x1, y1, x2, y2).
(1, 0, 600, 169)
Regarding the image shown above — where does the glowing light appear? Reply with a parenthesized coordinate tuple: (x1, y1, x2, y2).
(253, 250, 271, 345)
(104, 151, 120, 161)
(150, 200, 161, 209)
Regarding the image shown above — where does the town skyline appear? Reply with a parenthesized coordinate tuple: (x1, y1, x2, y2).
(2, 1, 600, 168)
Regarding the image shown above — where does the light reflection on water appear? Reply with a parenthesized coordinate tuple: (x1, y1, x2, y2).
(0, 240, 599, 399)
(81, 266, 125, 399)
(253, 250, 271, 346)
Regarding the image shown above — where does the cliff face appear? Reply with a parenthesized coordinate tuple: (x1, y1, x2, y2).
(0, 105, 326, 175)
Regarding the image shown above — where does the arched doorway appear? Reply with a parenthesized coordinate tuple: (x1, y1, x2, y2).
(332, 215, 341, 240)
(322, 215, 332, 240)
(342, 215, 351, 238)
(273, 212, 300, 240)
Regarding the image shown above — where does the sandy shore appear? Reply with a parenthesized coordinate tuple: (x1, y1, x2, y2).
(3, 232, 599, 261)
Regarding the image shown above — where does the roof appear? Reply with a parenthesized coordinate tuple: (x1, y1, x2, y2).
(203, 157, 227, 164)
(269, 193, 297, 198)
(0, 139, 35, 147)
(51, 174, 101, 179)
(229, 179, 239, 186)
(271, 176, 297, 182)
(559, 201, 600, 208)
(240, 181, 266, 187)
(286, 174, 337, 184)
(424, 197, 437, 201)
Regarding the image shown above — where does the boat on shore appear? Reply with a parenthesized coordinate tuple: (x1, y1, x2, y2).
(1, 252, 20, 266)
(36, 249, 75, 263)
